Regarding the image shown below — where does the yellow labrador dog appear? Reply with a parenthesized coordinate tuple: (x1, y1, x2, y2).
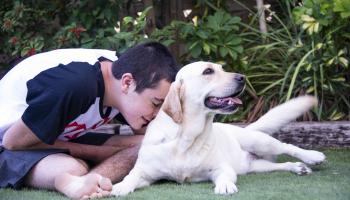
(111, 61, 326, 196)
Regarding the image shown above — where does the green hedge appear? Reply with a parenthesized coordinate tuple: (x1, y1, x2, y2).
(1, 0, 349, 121)
(0, 0, 121, 66)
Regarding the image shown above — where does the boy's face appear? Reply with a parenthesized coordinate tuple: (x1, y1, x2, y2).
(121, 79, 171, 131)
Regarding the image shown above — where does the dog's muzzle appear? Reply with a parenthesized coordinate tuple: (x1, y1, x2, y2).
(204, 74, 245, 112)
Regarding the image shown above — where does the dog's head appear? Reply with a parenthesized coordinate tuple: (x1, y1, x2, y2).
(162, 61, 245, 123)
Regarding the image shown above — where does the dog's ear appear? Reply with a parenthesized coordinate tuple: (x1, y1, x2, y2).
(162, 79, 185, 124)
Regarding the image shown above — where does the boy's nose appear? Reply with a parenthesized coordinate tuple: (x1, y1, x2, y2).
(152, 108, 160, 119)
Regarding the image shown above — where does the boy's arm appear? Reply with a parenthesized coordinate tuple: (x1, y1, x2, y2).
(2, 119, 122, 162)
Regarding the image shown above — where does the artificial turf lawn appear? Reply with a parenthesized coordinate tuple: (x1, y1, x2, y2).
(0, 149, 349, 200)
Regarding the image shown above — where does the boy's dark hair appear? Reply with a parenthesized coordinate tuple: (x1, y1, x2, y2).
(112, 42, 179, 93)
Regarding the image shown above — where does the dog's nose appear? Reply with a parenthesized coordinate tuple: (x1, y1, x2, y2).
(234, 74, 245, 83)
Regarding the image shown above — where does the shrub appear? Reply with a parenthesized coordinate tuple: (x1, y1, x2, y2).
(234, 0, 350, 121)
(0, 0, 120, 68)
(1, 0, 349, 121)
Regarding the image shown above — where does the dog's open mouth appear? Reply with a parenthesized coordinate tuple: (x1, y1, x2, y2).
(204, 92, 243, 112)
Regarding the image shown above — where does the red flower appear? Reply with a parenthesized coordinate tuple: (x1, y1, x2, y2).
(26, 48, 36, 56)
(9, 36, 18, 45)
(69, 26, 86, 38)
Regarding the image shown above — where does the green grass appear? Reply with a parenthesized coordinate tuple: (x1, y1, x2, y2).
(1, 149, 349, 200)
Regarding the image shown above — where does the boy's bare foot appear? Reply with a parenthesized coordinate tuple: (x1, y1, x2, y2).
(55, 173, 112, 199)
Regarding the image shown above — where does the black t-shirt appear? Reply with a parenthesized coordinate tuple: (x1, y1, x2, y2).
(0, 49, 120, 144)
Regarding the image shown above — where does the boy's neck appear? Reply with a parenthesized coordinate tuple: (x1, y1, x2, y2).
(100, 61, 120, 108)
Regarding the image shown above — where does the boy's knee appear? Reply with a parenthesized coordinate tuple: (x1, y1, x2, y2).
(33, 153, 89, 176)
(24, 153, 89, 188)
(58, 154, 89, 175)
(70, 157, 89, 175)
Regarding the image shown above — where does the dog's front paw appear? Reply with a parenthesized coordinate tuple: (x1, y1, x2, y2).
(110, 183, 134, 197)
(214, 181, 238, 195)
(301, 150, 326, 165)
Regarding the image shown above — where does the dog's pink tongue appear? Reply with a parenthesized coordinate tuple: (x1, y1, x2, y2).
(230, 97, 242, 105)
(209, 96, 242, 106)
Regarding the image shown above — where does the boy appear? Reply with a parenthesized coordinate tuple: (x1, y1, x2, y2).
(0, 42, 179, 199)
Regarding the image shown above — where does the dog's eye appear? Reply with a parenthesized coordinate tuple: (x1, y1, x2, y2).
(202, 68, 214, 75)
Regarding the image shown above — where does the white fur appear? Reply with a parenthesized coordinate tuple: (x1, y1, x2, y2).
(111, 61, 326, 196)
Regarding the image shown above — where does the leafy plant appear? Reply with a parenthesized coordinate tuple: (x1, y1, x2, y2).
(180, 10, 242, 61)
(0, 0, 120, 68)
(235, 0, 350, 122)
(107, 7, 153, 54)
(1, 0, 349, 122)
(204, 0, 349, 122)
(290, 0, 350, 120)
(1, 1, 47, 57)
(151, 9, 244, 72)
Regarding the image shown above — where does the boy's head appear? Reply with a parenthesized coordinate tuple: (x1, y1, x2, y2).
(111, 42, 179, 131)
(112, 42, 178, 93)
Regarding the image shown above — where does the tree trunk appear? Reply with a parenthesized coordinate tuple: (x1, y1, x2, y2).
(272, 121, 350, 149)
(256, 0, 267, 33)
(143, 0, 156, 35)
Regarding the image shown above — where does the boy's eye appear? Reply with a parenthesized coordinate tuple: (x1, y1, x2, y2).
(153, 102, 162, 107)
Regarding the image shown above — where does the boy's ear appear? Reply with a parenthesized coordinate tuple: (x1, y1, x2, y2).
(162, 79, 185, 124)
(120, 73, 134, 93)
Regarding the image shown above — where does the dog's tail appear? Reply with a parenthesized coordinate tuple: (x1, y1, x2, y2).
(245, 95, 317, 135)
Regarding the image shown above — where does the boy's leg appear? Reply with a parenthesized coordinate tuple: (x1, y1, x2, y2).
(91, 135, 143, 183)
(24, 153, 112, 199)
(24, 134, 142, 199)
(24, 153, 88, 189)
